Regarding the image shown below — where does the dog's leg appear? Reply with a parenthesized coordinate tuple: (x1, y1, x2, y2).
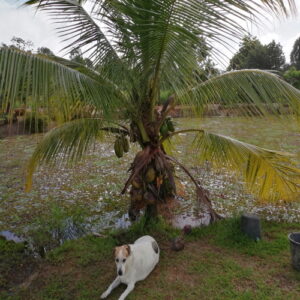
(101, 277, 121, 299)
(118, 282, 135, 300)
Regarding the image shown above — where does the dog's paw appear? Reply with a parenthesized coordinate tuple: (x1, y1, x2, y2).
(101, 291, 109, 299)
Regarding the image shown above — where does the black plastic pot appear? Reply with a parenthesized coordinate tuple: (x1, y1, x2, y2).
(288, 232, 300, 271)
(241, 214, 261, 241)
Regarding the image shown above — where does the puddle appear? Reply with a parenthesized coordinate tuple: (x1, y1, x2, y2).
(172, 213, 211, 228)
(0, 230, 25, 243)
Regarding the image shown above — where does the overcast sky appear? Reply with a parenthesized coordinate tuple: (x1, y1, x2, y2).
(1, 0, 300, 69)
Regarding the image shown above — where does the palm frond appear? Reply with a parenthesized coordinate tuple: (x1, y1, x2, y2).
(178, 69, 300, 118)
(162, 137, 174, 156)
(25, 118, 109, 191)
(24, 0, 120, 66)
(193, 130, 300, 202)
(168, 129, 300, 202)
(25, 0, 297, 102)
(36, 53, 120, 90)
(0, 48, 126, 118)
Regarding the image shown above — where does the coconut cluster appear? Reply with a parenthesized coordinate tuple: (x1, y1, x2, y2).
(114, 135, 130, 158)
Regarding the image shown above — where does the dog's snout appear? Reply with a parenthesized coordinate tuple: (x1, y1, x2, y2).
(118, 269, 123, 276)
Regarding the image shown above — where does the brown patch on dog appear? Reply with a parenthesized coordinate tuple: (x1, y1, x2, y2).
(114, 245, 131, 258)
(124, 245, 131, 257)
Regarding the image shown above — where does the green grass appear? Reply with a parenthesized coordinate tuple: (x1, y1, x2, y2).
(187, 218, 300, 259)
(0, 238, 37, 299)
(0, 238, 26, 288)
(28, 202, 87, 253)
(2, 217, 300, 299)
(47, 235, 116, 266)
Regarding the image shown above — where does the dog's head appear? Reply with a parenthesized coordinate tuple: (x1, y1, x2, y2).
(114, 245, 131, 276)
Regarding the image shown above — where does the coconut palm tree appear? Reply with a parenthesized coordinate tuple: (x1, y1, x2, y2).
(1, 0, 300, 220)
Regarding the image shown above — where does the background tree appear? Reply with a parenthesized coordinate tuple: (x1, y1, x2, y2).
(37, 47, 54, 56)
(266, 40, 286, 70)
(0, 37, 34, 117)
(228, 36, 285, 71)
(283, 37, 300, 89)
(290, 37, 300, 70)
(284, 67, 300, 89)
(228, 36, 267, 70)
(1, 36, 34, 52)
(194, 39, 220, 81)
(1, 38, 55, 56)
(0, 0, 299, 221)
(0, 39, 56, 120)
(69, 48, 93, 68)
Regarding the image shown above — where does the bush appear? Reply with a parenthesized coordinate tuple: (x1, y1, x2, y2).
(28, 202, 87, 255)
(24, 112, 48, 133)
(159, 90, 172, 105)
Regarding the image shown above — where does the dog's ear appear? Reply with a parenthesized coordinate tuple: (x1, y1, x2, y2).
(124, 244, 131, 256)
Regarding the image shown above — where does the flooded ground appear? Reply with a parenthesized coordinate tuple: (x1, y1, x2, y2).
(0, 117, 300, 240)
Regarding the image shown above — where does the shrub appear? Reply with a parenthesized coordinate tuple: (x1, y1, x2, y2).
(24, 112, 48, 133)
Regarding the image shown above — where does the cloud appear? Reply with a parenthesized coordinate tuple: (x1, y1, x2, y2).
(251, 10, 300, 62)
(0, 1, 63, 55)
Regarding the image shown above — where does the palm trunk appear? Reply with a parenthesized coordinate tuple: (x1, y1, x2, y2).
(125, 144, 222, 223)
(145, 204, 158, 221)
(124, 105, 220, 223)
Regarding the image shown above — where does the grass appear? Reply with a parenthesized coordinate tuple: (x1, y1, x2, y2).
(187, 218, 291, 258)
(0, 238, 25, 288)
(0, 238, 37, 294)
(27, 202, 88, 254)
(1, 217, 300, 299)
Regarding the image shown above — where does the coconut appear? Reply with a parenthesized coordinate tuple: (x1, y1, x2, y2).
(160, 123, 169, 137)
(114, 138, 124, 158)
(166, 117, 175, 132)
(121, 135, 130, 152)
(132, 179, 141, 189)
(145, 167, 156, 182)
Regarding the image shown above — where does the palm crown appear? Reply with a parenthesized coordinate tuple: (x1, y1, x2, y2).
(1, 0, 300, 218)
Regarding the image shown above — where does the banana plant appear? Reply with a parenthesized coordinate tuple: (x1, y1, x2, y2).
(0, 0, 300, 221)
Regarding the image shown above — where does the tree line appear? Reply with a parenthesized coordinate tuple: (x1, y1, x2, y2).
(228, 35, 300, 89)
(0, 37, 92, 126)
(5, 34, 300, 90)
(1, 36, 92, 67)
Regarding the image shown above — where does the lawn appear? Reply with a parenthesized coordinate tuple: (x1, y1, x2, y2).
(1, 218, 300, 299)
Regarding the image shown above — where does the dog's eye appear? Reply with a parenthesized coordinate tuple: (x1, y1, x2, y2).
(116, 258, 119, 263)
(123, 259, 126, 263)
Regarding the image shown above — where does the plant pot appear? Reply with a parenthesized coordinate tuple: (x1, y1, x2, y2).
(288, 232, 300, 271)
(241, 213, 261, 241)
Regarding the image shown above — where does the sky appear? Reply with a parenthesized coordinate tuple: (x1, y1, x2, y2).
(0, 0, 62, 54)
(1, 0, 300, 69)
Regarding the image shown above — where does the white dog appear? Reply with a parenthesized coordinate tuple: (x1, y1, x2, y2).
(101, 235, 159, 300)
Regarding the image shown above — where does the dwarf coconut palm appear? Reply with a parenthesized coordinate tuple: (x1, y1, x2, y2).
(1, 0, 300, 220)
